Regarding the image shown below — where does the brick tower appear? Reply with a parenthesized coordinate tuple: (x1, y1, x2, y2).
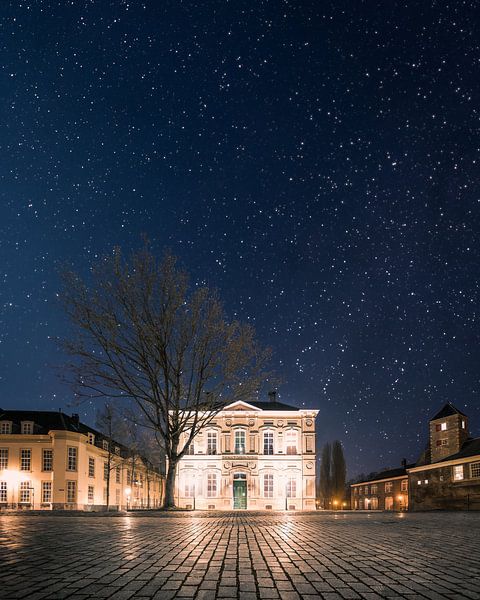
(429, 403, 469, 463)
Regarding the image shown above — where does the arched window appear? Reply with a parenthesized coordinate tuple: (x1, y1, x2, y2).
(207, 431, 217, 455)
(263, 431, 274, 455)
(234, 430, 246, 454)
(285, 429, 298, 455)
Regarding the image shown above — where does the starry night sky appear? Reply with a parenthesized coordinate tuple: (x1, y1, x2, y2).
(1, 1, 479, 477)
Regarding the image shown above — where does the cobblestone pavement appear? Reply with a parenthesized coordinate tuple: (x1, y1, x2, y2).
(1, 511, 480, 600)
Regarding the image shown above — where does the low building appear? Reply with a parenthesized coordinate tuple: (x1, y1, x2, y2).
(351, 464, 410, 511)
(408, 404, 480, 510)
(175, 394, 319, 510)
(351, 402, 480, 511)
(0, 408, 164, 510)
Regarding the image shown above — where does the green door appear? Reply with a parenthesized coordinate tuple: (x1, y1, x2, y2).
(233, 480, 247, 509)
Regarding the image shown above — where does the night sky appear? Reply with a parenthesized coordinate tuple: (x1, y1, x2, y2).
(1, 1, 479, 477)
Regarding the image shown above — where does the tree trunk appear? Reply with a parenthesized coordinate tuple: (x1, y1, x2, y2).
(163, 459, 178, 509)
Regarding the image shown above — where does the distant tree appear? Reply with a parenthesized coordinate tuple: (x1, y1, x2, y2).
(96, 403, 125, 510)
(60, 244, 270, 508)
(319, 443, 332, 508)
(331, 440, 347, 503)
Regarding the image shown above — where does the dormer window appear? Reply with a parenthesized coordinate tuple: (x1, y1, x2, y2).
(87, 433, 95, 445)
(114, 446, 120, 456)
(0, 421, 12, 434)
(21, 421, 34, 435)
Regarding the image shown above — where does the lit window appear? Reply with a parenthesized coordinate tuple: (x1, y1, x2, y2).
(263, 431, 274, 455)
(42, 449, 53, 471)
(88, 485, 94, 504)
(0, 421, 12, 434)
(41, 481, 52, 503)
(20, 449, 31, 471)
(417, 480, 421, 485)
(470, 462, 480, 479)
(371, 484, 378, 494)
(207, 432, 217, 455)
(88, 457, 95, 478)
(401, 479, 408, 491)
(0, 448, 8, 470)
(0, 481, 6, 503)
(286, 477, 297, 498)
(264, 474, 274, 498)
(424, 479, 429, 485)
(67, 447, 77, 471)
(21, 422, 33, 435)
(453, 465, 464, 481)
(207, 473, 217, 497)
(66, 481, 77, 503)
(184, 481, 195, 498)
(441, 422, 447, 431)
(462, 420, 466, 429)
(285, 430, 298, 455)
(385, 481, 393, 493)
(19, 481, 31, 503)
(235, 430, 246, 454)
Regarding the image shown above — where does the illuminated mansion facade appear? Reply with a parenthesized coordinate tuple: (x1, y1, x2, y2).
(175, 395, 319, 510)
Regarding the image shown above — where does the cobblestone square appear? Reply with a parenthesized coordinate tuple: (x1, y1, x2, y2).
(1, 511, 479, 599)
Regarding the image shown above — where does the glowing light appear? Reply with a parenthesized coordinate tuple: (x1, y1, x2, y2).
(125, 487, 132, 496)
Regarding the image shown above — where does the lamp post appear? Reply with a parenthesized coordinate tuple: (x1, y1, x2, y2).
(125, 486, 132, 511)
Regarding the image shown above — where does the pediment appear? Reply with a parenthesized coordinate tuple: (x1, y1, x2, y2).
(222, 400, 262, 412)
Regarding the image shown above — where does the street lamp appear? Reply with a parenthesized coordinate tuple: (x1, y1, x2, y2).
(125, 487, 132, 510)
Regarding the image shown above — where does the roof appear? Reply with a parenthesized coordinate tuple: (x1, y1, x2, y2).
(436, 437, 480, 463)
(248, 400, 300, 412)
(431, 402, 467, 421)
(352, 464, 414, 486)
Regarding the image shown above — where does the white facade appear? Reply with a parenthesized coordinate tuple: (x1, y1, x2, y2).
(175, 400, 318, 510)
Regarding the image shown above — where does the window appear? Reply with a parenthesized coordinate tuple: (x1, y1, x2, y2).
(88, 457, 95, 478)
(364, 486, 369, 495)
(286, 477, 297, 498)
(185, 481, 195, 498)
(263, 431, 274, 455)
(102, 440, 109, 451)
(384, 481, 393, 493)
(436, 439, 448, 447)
(0, 422, 12, 434)
(417, 480, 421, 485)
(207, 431, 217, 455)
(66, 481, 77, 503)
(424, 479, 429, 485)
(104, 462, 109, 481)
(19, 481, 31, 503)
(285, 430, 297, 455)
(0, 448, 8, 470)
(207, 473, 217, 497)
(115, 489, 120, 505)
(371, 484, 378, 494)
(358, 486, 363, 495)
(401, 479, 408, 491)
(20, 449, 31, 471)
(88, 485, 94, 504)
(385, 496, 393, 510)
(185, 442, 195, 455)
(0, 481, 6, 503)
(470, 462, 480, 479)
(441, 422, 447, 431)
(87, 433, 95, 445)
(462, 420, 466, 429)
(67, 447, 77, 471)
(353, 487, 358, 495)
(453, 465, 464, 481)
(264, 474, 274, 498)
(42, 449, 53, 471)
(41, 482, 52, 503)
(21, 421, 33, 435)
(127, 470, 131, 485)
(371, 497, 379, 510)
(114, 446, 120, 456)
(234, 430, 246, 454)
(116, 466, 121, 484)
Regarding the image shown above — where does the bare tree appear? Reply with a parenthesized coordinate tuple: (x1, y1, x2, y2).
(60, 244, 270, 508)
(96, 403, 125, 510)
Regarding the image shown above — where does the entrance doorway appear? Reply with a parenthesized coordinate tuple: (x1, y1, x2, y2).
(233, 473, 247, 509)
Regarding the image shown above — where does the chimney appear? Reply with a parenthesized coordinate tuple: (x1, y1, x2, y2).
(268, 390, 276, 403)
(401, 458, 407, 469)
